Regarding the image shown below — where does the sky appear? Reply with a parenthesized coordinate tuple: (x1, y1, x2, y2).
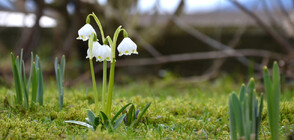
(97, 0, 227, 13)
(138, 0, 227, 13)
(98, 0, 249, 13)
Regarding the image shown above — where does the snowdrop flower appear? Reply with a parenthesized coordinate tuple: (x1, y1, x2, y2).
(96, 45, 112, 62)
(76, 24, 97, 41)
(117, 37, 138, 56)
(86, 41, 101, 59)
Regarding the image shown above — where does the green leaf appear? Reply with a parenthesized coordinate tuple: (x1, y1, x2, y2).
(31, 63, 38, 105)
(64, 120, 94, 130)
(27, 52, 34, 89)
(60, 55, 66, 77)
(11, 53, 23, 105)
(100, 111, 112, 130)
(100, 111, 109, 122)
(243, 95, 250, 139)
(19, 49, 23, 75)
(131, 102, 151, 128)
(111, 103, 132, 123)
(256, 94, 263, 140)
(36, 56, 44, 106)
(54, 57, 65, 109)
(54, 57, 58, 78)
(232, 93, 244, 137)
(93, 117, 100, 130)
(229, 94, 237, 140)
(87, 110, 96, 126)
(247, 78, 255, 123)
(114, 114, 126, 130)
(239, 84, 246, 103)
(126, 105, 135, 126)
(271, 62, 280, 140)
(21, 60, 29, 109)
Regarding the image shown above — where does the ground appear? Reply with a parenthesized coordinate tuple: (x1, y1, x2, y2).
(0, 76, 293, 139)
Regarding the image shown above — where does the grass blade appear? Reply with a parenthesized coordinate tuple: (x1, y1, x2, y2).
(31, 62, 38, 105)
(239, 84, 246, 103)
(11, 53, 23, 105)
(27, 52, 34, 89)
(36, 56, 44, 105)
(114, 114, 126, 130)
(21, 60, 29, 109)
(247, 78, 255, 123)
(229, 94, 237, 140)
(60, 55, 66, 77)
(256, 94, 263, 140)
(126, 105, 135, 126)
(271, 62, 280, 140)
(111, 103, 132, 123)
(231, 94, 244, 137)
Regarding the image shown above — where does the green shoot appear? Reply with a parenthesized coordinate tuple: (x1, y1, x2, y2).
(54, 55, 66, 109)
(229, 78, 263, 140)
(263, 62, 281, 140)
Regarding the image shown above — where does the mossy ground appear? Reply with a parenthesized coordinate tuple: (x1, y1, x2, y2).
(0, 76, 293, 139)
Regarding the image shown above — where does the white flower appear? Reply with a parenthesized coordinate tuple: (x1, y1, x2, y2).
(86, 42, 101, 59)
(117, 37, 138, 56)
(96, 45, 112, 62)
(76, 24, 97, 41)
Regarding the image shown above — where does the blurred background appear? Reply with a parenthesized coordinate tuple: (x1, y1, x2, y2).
(0, 0, 293, 86)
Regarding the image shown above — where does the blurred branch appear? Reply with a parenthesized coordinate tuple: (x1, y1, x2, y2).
(172, 16, 262, 70)
(179, 0, 261, 82)
(132, 32, 162, 57)
(116, 49, 283, 66)
(277, 0, 294, 29)
(229, 0, 294, 54)
(71, 49, 283, 85)
(129, 0, 185, 57)
(262, 0, 285, 35)
(182, 27, 248, 83)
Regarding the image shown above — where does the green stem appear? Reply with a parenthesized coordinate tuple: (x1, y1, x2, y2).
(88, 13, 108, 113)
(89, 13, 105, 42)
(105, 26, 123, 118)
(89, 59, 99, 113)
(102, 60, 107, 112)
(106, 60, 115, 117)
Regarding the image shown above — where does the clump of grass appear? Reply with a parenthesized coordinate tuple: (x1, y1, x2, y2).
(263, 62, 281, 140)
(10, 49, 44, 109)
(228, 78, 263, 140)
(54, 55, 66, 110)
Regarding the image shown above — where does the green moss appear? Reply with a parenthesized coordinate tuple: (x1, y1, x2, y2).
(0, 77, 293, 139)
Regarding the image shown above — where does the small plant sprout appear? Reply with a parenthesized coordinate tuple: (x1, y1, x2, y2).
(10, 49, 44, 109)
(123, 102, 151, 128)
(54, 55, 66, 110)
(263, 62, 281, 140)
(65, 103, 132, 132)
(67, 12, 147, 131)
(229, 78, 263, 140)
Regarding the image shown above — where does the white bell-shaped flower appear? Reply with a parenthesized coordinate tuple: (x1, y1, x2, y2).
(76, 24, 97, 41)
(86, 41, 102, 59)
(117, 37, 138, 56)
(96, 45, 112, 62)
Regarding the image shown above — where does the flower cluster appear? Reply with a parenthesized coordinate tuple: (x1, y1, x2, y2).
(77, 24, 138, 62)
